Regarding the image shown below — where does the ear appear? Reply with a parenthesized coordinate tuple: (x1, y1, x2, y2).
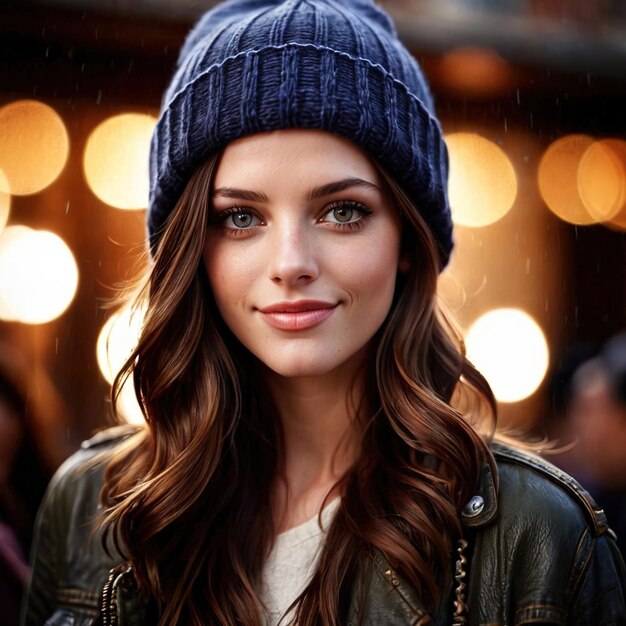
(398, 254, 411, 274)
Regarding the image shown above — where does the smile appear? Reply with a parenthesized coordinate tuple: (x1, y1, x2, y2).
(257, 300, 338, 331)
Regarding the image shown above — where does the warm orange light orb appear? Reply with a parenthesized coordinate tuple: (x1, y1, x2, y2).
(0, 225, 31, 320)
(0, 170, 9, 233)
(96, 303, 146, 424)
(538, 134, 596, 225)
(578, 139, 626, 225)
(607, 208, 626, 232)
(439, 47, 513, 97)
(0, 226, 78, 324)
(96, 303, 145, 385)
(465, 308, 549, 403)
(83, 113, 156, 210)
(116, 382, 146, 425)
(446, 132, 517, 227)
(0, 100, 69, 195)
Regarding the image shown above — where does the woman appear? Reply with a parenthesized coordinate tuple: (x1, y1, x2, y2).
(22, 0, 625, 625)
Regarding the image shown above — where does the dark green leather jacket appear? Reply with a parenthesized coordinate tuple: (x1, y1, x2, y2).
(21, 429, 626, 626)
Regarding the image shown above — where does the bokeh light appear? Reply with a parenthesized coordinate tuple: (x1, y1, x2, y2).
(96, 302, 146, 424)
(538, 134, 596, 225)
(116, 382, 146, 425)
(83, 113, 156, 210)
(0, 226, 78, 324)
(446, 132, 517, 227)
(465, 308, 549, 403)
(439, 47, 513, 97)
(437, 271, 467, 314)
(607, 207, 626, 231)
(578, 138, 626, 227)
(0, 170, 10, 233)
(0, 225, 32, 320)
(0, 100, 69, 195)
(96, 303, 145, 384)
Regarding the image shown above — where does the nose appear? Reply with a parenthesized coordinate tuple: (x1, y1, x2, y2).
(268, 220, 319, 286)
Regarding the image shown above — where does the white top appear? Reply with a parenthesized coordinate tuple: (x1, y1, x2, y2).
(258, 498, 341, 626)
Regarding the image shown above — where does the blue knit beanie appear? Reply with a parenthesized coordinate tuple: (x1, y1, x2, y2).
(148, 0, 453, 267)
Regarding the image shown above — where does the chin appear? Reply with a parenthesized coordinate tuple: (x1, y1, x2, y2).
(261, 357, 341, 379)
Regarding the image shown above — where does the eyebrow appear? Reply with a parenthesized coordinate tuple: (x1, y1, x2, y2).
(307, 178, 382, 199)
(211, 178, 381, 203)
(211, 187, 269, 203)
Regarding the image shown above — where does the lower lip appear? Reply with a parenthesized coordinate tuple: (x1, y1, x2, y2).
(259, 307, 336, 331)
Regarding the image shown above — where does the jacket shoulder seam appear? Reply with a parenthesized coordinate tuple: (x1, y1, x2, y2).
(80, 425, 144, 450)
(491, 443, 607, 536)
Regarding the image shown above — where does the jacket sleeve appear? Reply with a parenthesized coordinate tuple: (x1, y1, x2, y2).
(20, 430, 137, 626)
(568, 530, 626, 625)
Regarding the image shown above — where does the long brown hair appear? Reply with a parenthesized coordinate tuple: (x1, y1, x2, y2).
(101, 149, 496, 625)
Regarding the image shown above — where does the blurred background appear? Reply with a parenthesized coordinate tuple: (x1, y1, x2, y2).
(0, 0, 625, 496)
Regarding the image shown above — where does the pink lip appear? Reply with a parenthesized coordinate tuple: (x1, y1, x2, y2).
(258, 300, 337, 331)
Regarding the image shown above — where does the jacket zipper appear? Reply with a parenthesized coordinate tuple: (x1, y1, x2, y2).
(101, 564, 130, 626)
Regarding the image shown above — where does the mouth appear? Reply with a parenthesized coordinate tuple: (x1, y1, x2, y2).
(257, 300, 338, 331)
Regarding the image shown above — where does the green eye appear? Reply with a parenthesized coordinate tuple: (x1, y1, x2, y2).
(330, 206, 355, 223)
(323, 202, 369, 225)
(226, 212, 260, 228)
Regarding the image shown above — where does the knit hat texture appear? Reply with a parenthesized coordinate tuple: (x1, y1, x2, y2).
(148, 0, 453, 266)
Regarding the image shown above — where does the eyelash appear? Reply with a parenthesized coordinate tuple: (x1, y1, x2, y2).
(212, 200, 373, 236)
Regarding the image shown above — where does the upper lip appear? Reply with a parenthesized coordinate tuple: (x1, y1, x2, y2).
(258, 300, 337, 313)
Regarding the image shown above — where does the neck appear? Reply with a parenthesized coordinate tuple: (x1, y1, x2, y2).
(262, 352, 367, 528)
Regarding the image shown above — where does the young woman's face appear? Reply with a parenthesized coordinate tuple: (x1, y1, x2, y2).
(203, 129, 403, 379)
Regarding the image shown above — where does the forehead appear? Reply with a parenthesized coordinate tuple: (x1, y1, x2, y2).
(213, 129, 381, 189)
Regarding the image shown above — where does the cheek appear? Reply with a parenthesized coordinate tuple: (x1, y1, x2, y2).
(342, 228, 401, 297)
(203, 239, 257, 316)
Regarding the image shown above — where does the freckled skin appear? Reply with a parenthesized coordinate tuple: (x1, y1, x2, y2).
(203, 129, 402, 380)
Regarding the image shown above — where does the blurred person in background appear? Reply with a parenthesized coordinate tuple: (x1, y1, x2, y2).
(565, 333, 626, 558)
(0, 348, 51, 625)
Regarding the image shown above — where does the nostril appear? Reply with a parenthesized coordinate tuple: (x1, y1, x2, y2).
(271, 272, 314, 284)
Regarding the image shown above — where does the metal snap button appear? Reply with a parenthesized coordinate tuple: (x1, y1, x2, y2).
(462, 495, 484, 518)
